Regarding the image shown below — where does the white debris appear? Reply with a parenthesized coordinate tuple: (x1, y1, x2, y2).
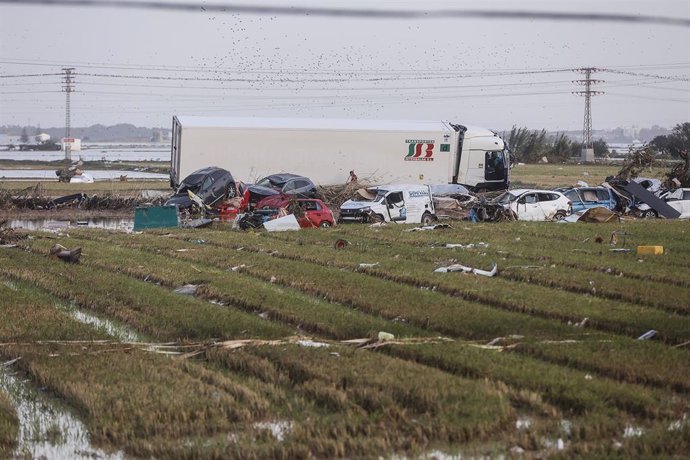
(296, 340, 330, 348)
(623, 425, 644, 438)
(253, 420, 293, 442)
(359, 262, 380, 269)
(173, 284, 198, 296)
(435, 262, 497, 277)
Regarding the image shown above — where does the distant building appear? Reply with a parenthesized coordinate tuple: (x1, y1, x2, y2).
(35, 133, 51, 143)
(62, 137, 82, 152)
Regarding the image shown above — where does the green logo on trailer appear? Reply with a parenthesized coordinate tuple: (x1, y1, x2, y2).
(405, 140, 435, 161)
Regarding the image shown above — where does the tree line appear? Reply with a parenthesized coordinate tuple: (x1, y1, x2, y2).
(502, 123, 688, 166)
(500, 127, 608, 163)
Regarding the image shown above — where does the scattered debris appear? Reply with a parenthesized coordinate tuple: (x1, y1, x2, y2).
(405, 223, 452, 232)
(624, 180, 681, 219)
(623, 425, 644, 438)
(637, 245, 663, 255)
(49, 244, 82, 264)
(563, 206, 620, 223)
(296, 340, 330, 348)
(173, 284, 198, 296)
(263, 214, 301, 232)
(434, 262, 497, 277)
(637, 329, 657, 340)
(181, 218, 213, 229)
(444, 242, 489, 249)
(334, 239, 350, 249)
(0, 224, 25, 245)
(377, 331, 395, 341)
(358, 262, 380, 269)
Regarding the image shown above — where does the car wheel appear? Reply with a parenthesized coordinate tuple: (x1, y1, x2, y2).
(319, 221, 331, 228)
(421, 212, 434, 225)
(641, 209, 657, 219)
(553, 210, 567, 221)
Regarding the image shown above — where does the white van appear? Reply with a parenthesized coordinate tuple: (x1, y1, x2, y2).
(339, 184, 436, 224)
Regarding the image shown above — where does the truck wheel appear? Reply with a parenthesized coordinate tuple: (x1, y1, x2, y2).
(368, 213, 385, 223)
(553, 210, 567, 221)
(641, 209, 657, 219)
(319, 221, 331, 228)
(421, 213, 434, 225)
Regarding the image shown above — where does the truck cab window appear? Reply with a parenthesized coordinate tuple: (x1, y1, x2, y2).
(484, 151, 505, 181)
(386, 192, 404, 207)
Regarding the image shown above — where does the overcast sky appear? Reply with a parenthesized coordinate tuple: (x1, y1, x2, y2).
(0, 0, 688, 132)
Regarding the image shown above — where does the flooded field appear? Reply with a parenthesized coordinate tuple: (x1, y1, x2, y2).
(6, 218, 134, 232)
(0, 169, 167, 181)
(0, 146, 170, 163)
(0, 219, 688, 458)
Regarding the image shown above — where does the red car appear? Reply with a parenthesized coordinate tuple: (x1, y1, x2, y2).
(255, 194, 335, 228)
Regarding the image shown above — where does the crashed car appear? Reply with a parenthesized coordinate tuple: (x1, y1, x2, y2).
(255, 194, 335, 228)
(165, 166, 239, 210)
(476, 189, 571, 221)
(557, 187, 619, 213)
(246, 173, 318, 209)
(637, 188, 690, 219)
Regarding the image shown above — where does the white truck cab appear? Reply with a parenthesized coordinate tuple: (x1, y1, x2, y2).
(339, 184, 435, 224)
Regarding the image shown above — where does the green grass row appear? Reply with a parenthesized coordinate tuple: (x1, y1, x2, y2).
(0, 264, 517, 458)
(156, 227, 689, 344)
(21, 232, 689, 421)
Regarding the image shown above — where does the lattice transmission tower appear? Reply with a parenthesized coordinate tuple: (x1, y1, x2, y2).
(61, 67, 75, 160)
(573, 67, 604, 162)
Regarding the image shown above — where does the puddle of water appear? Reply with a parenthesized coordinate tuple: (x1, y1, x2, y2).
(8, 218, 134, 232)
(0, 169, 167, 180)
(0, 299, 141, 457)
(57, 301, 142, 343)
(0, 369, 125, 459)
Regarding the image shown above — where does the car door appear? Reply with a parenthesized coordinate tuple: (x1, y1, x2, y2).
(564, 190, 584, 212)
(385, 191, 407, 222)
(207, 170, 231, 205)
(514, 192, 542, 220)
(537, 193, 560, 219)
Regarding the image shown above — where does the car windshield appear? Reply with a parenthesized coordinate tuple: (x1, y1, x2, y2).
(495, 192, 518, 204)
(352, 189, 386, 202)
(176, 173, 206, 194)
(256, 177, 275, 187)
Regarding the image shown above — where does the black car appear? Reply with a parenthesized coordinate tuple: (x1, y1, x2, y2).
(247, 173, 318, 208)
(165, 167, 238, 210)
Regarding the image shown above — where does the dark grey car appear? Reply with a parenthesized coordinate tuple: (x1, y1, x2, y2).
(247, 173, 318, 208)
(165, 167, 238, 210)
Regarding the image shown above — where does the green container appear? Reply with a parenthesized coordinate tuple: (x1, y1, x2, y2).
(133, 205, 180, 231)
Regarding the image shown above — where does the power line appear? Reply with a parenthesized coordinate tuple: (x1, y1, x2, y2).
(0, 1, 688, 27)
(0, 73, 63, 78)
(599, 68, 690, 82)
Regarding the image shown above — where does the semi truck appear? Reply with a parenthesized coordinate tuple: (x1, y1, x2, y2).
(170, 116, 510, 191)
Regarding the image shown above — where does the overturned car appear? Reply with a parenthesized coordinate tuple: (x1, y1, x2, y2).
(165, 167, 241, 210)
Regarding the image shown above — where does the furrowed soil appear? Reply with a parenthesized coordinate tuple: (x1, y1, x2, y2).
(0, 164, 688, 458)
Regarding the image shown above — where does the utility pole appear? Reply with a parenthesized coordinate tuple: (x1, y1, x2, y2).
(573, 67, 604, 162)
(62, 67, 75, 161)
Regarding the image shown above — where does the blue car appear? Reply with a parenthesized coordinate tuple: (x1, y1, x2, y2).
(557, 187, 619, 213)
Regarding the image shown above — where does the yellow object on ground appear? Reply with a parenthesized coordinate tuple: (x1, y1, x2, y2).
(637, 245, 664, 255)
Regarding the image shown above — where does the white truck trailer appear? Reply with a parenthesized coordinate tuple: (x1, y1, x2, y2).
(170, 116, 510, 191)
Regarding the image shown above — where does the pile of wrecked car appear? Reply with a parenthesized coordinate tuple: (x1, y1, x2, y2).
(136, 163, 689, 232)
